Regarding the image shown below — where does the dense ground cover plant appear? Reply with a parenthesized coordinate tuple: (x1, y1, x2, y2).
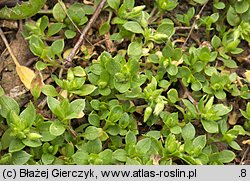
(0, 0, 249, 165)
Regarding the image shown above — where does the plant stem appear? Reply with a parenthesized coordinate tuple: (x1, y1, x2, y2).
(0, 27, 20, 67)
(65, 0, 107, 66)
(182, 0, 208, 48)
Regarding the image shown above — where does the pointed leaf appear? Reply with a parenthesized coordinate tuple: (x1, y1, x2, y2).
(16, 65, 35, 90)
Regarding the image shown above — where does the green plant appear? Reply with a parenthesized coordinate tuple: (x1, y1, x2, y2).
(0, 0, 249, 166)
(176, 7, 195, 26)
(0, 0, 46, 20)
(240, 102, 250, 131)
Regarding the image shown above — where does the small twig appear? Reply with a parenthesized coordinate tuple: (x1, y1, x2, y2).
(0, 28, 20, 67)
(182, 0, 208, 48)
(175, 26, 192, 30)
(65, 0, 107, 65)
(57, 0, 81, 34)
(38, 10, 53, 14)
(240, 146, 249, 165)
(179, 79, 197, 105)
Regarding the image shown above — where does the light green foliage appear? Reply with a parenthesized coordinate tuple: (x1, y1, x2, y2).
(0, 0, 249, 165)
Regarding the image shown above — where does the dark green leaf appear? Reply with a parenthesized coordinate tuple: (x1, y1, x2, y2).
(12, 151, 31, 165)
(0, 95, 20, 118)
(72, 151, 89, 165)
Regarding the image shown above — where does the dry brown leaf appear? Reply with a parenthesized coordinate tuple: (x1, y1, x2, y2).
(245, 70, 250, 83)
(31, 72, 44, 87)
(151, 155, 162, 165)
(16, 65, 35, 90)
(242, 140, 250, 145)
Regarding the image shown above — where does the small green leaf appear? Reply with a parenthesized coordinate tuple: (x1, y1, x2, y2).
(9, 139, 25, 153)
(107, 0, 120, 11)
(170, 126, 182, 134)
(182, 99, 198, 117)
(119, 112, 130, 129)
(72, 151, 89, 165)
(88, 112, 100, 127)
(86, 138, 102, 154)
(42, 85, 59, 97)
(193, 0, 207, 4)
(114, 81, 130, 93)
(1, 129, 13, 150)
(226, 6, 240, 26)
(66, 99, 85, 119)
(135, 138, 151, 154)
(108, 105, 123, 122)
(192, 135, 206, 150)
(47, 97, 64, 119)
(36, 61, 48, 71)
(106, 60, 121, 75)
(182, 123, 195, 141)
(83, 126, 99, 140)
(20, 102, 36, 127)
(99, 149, 113, 164)
(218, 150, 236, 163)
(166, 64, 178, 76)
(167, 88, 179, 103)
(51, 39, 64, 55)
(211, 35, 221, 49)
(47, 23, 64, 36)
(153, 102, 164, 116)
(106, 125, 121, 136)
(99, 22, 110, 35)
(42, 153, 55, 165)
(113, 149, 127, 162)
(53, 2, 66, 22)
(29, 35, 45, 57)
(12, 151, 31, 165)
(235, 1, 249, 14)
(125, 131, 137, 145)
(214, 90, 226, 100)
(123, 21, 144, 34)
(65, 30, 76, 39)
(73, 84, 97, 96)
(39, 15, 49, 32)
(221, 58, 238, 68)
(49, 121, 65, 136)
(191, 81, 202, 91)
(22, 138, 42, 148)
(144, 107, 152, 122)
(213, 2, 225, 9)
(128, 42, 142, 57)
(0, 95, 20, 118)
(229, 141, 242, 151)
(214, 104, 232, 116)
(201, 119, 218, 133)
